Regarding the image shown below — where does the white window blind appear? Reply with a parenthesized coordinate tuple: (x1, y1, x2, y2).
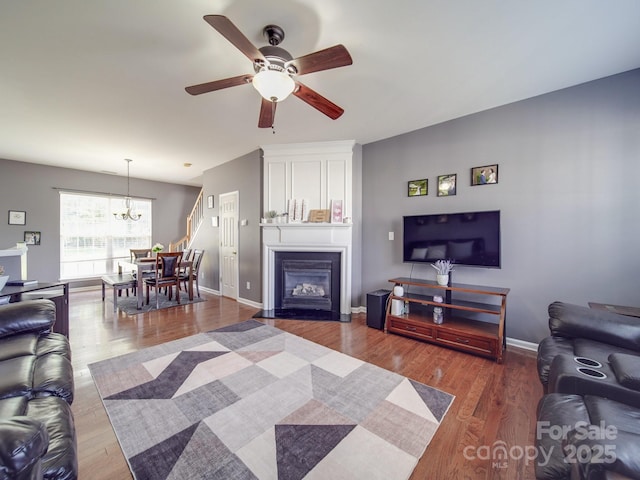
(59, 192, 152, 279)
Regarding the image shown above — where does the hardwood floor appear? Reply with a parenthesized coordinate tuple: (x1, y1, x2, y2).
(69, 289, 542, 480)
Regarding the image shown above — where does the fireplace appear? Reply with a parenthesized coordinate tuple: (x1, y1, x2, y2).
(274, 251, 341, 320)
(259, 223, 353, 322)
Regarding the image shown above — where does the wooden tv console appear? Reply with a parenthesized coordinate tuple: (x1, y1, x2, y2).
(386, 277, 509, 363)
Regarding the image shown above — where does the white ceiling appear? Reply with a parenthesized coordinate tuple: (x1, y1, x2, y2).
(1, 1, 639, 186)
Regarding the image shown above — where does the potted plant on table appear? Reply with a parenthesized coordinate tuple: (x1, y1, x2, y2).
(152, 243, 164, 256)
(431, 259, 454, 286)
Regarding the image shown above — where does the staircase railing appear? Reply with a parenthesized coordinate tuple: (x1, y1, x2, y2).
(169, 189, 204, 251)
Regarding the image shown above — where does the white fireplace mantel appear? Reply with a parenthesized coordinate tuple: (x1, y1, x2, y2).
(261, 223, 352, 315)
(261, 140, 359, 316)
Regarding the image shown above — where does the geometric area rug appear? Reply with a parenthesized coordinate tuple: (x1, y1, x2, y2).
(89, 320, 455, 480)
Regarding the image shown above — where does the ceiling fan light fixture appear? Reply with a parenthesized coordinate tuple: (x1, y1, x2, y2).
(252, 69, 295, 102)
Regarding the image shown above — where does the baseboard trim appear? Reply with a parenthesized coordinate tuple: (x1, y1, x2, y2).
(238, 297, 262, 309)
(506, 337, 538, 352)
(199, 286, 219, 296)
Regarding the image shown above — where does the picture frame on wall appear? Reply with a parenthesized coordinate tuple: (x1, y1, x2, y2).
(437, 174, 457, 197)
(471, 164, 499, 185)
(207, 195, 214, 208)
(24, 231, 41, 245)
(408, 179, 428, 197)
(8, 210, 26, 225)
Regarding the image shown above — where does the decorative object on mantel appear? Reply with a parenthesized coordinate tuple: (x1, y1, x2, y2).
(265, 210, 278, 223)
(437, 174, 457, 197)
(330, 199, 344, 223)
(113, 159, 142, 221)
(431, 259, 454, 286)
(471, 164, 499, 185)
(8, 210, 26, 225)
(287, 198, 308, 223)
(308, 209, 330, 223)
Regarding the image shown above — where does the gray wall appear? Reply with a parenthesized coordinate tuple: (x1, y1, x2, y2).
(0, 158, 200, 283)
(194, 149, 262, 302)
(361, 69, 640, 344)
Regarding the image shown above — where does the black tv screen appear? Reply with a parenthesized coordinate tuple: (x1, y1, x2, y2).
(403, 210, 501, 268)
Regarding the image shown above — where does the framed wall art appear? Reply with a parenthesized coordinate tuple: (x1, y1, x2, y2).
(207, 195, 214, 208)
(408, 179, 428, 197)
(437, 174, 457, 197)
(8, 210, 26, 225)
(24, 231, 41, 245)
(471, 164, 499, 185)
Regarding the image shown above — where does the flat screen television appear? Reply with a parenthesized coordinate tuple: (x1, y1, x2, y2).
(403, 210, 501, 268)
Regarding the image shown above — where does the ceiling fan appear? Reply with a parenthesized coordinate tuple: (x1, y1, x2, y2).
(185, 15, 353, 128)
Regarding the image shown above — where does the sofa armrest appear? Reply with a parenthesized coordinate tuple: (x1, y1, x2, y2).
(566, 428, 640, 480)
(0, 300, 56, 339)
(0, 417, 49, 480)
(609, 353, 640, 392)
(548, 302, 640, 352)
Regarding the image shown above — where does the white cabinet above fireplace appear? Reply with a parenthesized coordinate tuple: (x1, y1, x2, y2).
(262, 140, 355, 218)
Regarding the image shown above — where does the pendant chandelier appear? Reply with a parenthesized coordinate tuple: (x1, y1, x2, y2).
(113, 159, 142, 221)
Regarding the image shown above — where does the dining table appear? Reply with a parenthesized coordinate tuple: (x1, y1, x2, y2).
(118, 257, 194, 310)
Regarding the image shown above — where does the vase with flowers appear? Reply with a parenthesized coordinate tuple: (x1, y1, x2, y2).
(152, 243, 164, 256)
(431, 259, 454, 286)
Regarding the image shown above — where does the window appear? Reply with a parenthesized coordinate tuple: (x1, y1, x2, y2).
(60, 192, 152, 279)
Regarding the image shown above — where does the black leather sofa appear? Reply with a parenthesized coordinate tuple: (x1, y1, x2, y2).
(0, 300, 77, 479)
(535, 301, 640, 480)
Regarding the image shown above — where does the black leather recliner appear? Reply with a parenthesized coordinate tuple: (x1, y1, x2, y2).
(537, 301, 640, 390)
(535, 302, 640, 480)
(0, 300, 77, 479)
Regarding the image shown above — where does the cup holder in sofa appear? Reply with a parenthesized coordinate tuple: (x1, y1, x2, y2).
(576, 367, 607, 379)
(574, 356, 603, 368)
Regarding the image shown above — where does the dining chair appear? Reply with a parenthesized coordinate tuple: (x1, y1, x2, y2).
(144, 252, 183, 309)
(130, 248, 152, 261)
(180, 249, 204, 298)
(127, 248, 153, 295)
(178, 248, 193, 282)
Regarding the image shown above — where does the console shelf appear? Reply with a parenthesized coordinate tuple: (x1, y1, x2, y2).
(386, 277, 509, 363)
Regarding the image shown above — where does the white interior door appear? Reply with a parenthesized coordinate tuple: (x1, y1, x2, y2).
(219, 191, 239, 300)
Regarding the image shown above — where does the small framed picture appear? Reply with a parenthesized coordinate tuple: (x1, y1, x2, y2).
(408, 179, 428, 197)
(330, 199, 343, 223)
(471, 164, 499, 185)
(437, 174, 457, 197)
(8, 210, 26, 225)
(207, 195, 214, 208)
(24, 231, 41, 245)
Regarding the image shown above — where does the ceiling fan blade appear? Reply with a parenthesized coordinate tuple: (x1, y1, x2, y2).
(293, 82, 344, 120)
(185, 74, 252, 95)
(258, 98, 276, 128)
(204, 15, 266, 64)
(287, 45, 352, 76)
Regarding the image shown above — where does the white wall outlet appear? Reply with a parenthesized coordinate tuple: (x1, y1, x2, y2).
(246, 281, 251, 290)
(388, 231, 395, 241)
